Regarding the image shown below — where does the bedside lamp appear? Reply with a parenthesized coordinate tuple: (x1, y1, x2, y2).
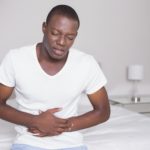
(127, 65, 144, 103)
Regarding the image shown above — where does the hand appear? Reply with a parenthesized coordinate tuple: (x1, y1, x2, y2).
(28, 108, 69, 137)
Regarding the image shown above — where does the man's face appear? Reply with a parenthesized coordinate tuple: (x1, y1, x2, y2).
(42, 14, 79, 60)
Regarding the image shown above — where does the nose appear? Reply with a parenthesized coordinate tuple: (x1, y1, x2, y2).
(57, 36, 66, 46)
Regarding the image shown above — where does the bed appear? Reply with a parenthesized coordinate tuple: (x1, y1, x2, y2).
(80, 100, 150, 150)
(1, 99, 150, 150)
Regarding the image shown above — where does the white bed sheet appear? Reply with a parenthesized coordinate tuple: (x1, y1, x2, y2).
(80, 103, 150, 150)
(0, 102, 150, 150)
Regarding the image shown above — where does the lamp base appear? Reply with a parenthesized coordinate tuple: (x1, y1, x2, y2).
(131, 96, 140, 103)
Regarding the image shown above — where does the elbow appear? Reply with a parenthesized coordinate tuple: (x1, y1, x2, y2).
(97, 105, 111, 123)
(103, 100, 111, 122)
(104, 104, 111, 122)
(104, 108, 110, 122)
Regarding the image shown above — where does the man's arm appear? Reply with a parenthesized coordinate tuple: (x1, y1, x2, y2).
(28, 87, 110, 136)
(67, 87, 110, 131)
(0, 83, 42, 127)
(0, 83, 68, 136)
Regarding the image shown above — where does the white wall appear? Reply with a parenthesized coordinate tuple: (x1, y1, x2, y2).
(0, 0, 150, 97)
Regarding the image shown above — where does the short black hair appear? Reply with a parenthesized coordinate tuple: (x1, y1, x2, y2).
(46, 4, 80, 28)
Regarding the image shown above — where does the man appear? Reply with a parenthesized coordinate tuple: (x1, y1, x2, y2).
(0, 4, 110, 150)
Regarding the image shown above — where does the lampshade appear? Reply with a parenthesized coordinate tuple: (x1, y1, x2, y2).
(127, 65, 144, 81)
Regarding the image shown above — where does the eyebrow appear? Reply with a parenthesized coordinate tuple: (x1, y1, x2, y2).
(50, 27, 77, 36)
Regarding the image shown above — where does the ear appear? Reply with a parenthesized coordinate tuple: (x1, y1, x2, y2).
(42, 22, 47, 34)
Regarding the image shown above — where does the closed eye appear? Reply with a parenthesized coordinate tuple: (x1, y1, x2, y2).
(67, 35, 76, 41)
(51, 30, 59, 36)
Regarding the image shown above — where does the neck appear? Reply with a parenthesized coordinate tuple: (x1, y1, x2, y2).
(36, 43, 68, 64)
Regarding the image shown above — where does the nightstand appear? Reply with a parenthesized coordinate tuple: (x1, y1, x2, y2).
(110, 96, 150, 117)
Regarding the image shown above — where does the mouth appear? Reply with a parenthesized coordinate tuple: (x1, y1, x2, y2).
(52, 48, 65, 56)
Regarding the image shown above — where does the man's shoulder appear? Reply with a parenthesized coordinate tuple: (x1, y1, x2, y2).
(10, 44, 35, 53)
(8, 44, 35, 57)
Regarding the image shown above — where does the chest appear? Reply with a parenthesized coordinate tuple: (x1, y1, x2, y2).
(39, 60, 66, 76)
(15, 64, 88, 107)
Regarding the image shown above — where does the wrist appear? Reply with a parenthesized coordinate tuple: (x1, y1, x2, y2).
(67, 117, 75, 132)
(27, 114, 38, 128)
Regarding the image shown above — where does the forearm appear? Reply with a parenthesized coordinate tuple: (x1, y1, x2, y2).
(0, 103, 69, 136)
(0, 103, 35, 128)
(67, 108, 110, 132)
(67, 87, 111, 132)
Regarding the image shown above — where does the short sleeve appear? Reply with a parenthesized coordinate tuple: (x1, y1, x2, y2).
(0, 51, 15, 87)
(85, 56, 107, 94)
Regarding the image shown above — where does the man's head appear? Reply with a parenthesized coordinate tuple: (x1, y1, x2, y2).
(46, 5, 80, 29)
(42, 5, 80, 61)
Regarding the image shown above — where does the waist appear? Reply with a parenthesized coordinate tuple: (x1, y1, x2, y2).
(13, 129, 84, 149)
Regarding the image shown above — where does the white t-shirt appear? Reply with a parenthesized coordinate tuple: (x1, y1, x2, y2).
(0, 44, 107, 149)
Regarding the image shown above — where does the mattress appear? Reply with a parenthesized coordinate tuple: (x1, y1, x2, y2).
(80, 102, 150, 150)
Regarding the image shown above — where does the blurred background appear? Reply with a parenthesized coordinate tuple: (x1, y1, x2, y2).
(0, 0, 150, 97)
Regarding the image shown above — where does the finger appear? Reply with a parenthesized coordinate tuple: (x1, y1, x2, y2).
(28, 127, 35, 132)
(28, 127, 38, 132)
(28, 129, 47, 137)
(57, 127, 65, 133)
(32, 133, 41, 136)
(47, 108, 62, 113)
(56, 123, 69, 129)
(54, 131, 62, 136)
(28, 128, 40, 134)
(55, 118, 68, 124)
(34, 132, 47, 137)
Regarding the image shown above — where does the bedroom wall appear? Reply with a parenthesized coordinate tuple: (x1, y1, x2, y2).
(0, 0, 150, 97)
